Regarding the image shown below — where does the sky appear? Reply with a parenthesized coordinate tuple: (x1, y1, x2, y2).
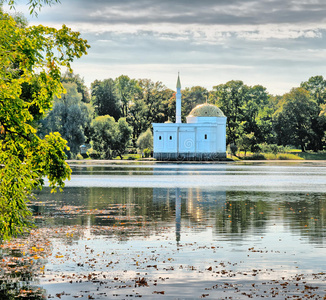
(6, 0, 326, 95)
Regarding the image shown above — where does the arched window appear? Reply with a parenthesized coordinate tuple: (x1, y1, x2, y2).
(159, 136, 162, 140)
(169, 136, 172, 140)
(204, 134, 207, 140)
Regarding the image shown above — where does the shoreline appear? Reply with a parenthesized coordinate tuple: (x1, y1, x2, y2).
(67, 159, 326, 165)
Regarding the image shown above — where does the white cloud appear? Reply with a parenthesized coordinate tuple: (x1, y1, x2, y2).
(7, 0, 326, 95)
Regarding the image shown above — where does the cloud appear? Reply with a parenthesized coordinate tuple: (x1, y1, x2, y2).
(9, 0, 325, 95)
(25, 0, 326, 26)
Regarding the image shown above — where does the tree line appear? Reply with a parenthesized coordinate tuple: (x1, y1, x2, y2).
(37, 73, 326, 158)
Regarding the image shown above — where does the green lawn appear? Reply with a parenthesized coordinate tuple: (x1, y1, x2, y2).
(294, 151, 326, 160)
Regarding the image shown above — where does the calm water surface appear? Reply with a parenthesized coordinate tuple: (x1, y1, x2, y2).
(1, 162, 326, 299)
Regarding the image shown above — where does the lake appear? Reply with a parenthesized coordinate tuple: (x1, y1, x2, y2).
(1, 161, 326, 299)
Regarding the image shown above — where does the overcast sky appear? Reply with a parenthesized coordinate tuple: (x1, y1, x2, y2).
(7, 0, 326, 95)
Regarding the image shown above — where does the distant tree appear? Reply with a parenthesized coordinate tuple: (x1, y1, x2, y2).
(127, 79, 173, 143)
(39, 82, 92, 157)
(241, 85, 269, 143)
(211, 80, 247, 145)
(62, 71, 90, 103)
(128, 98, 148, 143)
(91, 115, 116, 159)
(301, 75, 326, 105)
(182, 86, 208, 118)
(138, 79, 173, 124)
(90, 115, 132, 159)
(115, 75, 140, 117)
(136, 128, 153, 154)
(274, 88, 322, 151)
(91, 78, 121, 120)
(211, 81, 274, 147)
(236, 132, 255, 156)
(113, 118, 133, 159)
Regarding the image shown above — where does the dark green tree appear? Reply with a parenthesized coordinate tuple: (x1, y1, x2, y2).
(113, 118, 133, 159)
(62, 71, 90, 103)
(0, 2, 89, 239)
(274, 88, 322, 151)
(39, 82, 92, 157)
(91, 78, 121, 120)
(241, 85, 270, 144)
(301, 75, 326, 105)
(115, 75, 140, 117)
(182, 86, 208, 118)
(136, 128, 153, 154)
(127, 79, 173, 142)
(90, 115, 132, 159)
(211, 80, 247, 145)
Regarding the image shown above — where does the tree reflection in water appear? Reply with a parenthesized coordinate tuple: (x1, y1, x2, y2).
(0, 181, 325, 298)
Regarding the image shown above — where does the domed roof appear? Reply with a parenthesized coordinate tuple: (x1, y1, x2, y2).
(188, 103, 225, 117)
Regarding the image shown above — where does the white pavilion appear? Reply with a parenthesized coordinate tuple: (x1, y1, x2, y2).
(152, 75, 227, 161)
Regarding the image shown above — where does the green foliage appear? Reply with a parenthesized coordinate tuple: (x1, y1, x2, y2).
(114, 118, 133, 159)
(4, 0, 59, 16)
(295, 151, 326, 160)
(76, 153, 83, 160)
(242, 153, 266, 160)
(274, 88, 322, 151)
(257, 144, 290, 154)
(143, 148, 151, 158)
(115, 75, 140, 117)
(90, 115, 115, 159)
(90, 115, 132, 159)
(39, 82, 92, 157)
(91, 78, 121, 120)
(0, 8, 89, 239)
(229, 143, 238, 156)
(128, 79, 174, 142)
(301, 75, 326, 105)
(62, 71, 90, 103)
(182, 86, 208, 118)
(211, 81, 272, 147)
(136, 128, 153, 153)
(211, 80, 246, 144)
(242, 152, 302, 160)
(236, 132, 255, 156)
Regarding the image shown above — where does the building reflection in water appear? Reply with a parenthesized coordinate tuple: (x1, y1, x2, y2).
(153, 187, 226, 243)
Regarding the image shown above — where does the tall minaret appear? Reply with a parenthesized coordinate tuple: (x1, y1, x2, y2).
(176, 73, 182, 123)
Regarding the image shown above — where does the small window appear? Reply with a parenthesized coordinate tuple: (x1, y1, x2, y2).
(169, 136, 172, 140)
(159, 136, 162, 140)
(205, 134, 207, 140)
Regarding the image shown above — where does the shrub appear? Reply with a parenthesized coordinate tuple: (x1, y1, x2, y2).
(230, 144, 238, 156)
(143, 148, 151, 158)
(87, 148, 100, 159)
(76, 154, 84, 160)
(127, 148, 138, 154)
(137, 129, 153, 153)
(276, 153, 303, 160)
(243, 153, 266, 160)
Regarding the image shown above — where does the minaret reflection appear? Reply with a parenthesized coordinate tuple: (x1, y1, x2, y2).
(153, 187, 227, 243)
(175, 188, 181, 244)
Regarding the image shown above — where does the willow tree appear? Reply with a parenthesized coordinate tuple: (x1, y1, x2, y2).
(0, 2, 90, 239)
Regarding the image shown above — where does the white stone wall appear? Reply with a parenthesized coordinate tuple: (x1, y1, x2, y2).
(153, 115, 226, 158)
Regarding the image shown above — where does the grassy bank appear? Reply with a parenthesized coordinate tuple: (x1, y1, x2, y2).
(77, 151, 326, 161)
(228, 150, 326, 161)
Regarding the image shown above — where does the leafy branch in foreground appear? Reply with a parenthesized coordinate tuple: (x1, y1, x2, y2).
(0, 9, 90, 240)
(2, 0, 60, 15)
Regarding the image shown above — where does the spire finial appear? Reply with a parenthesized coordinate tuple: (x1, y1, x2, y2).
(176, 72, 181, 89)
